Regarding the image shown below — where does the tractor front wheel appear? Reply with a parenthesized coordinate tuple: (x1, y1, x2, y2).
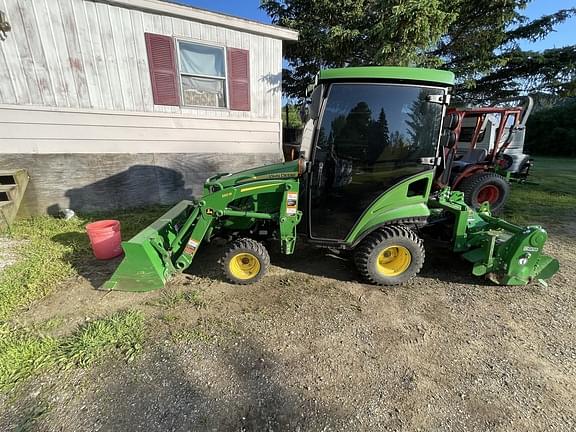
(458, 172, 510, 214)
(354, 226, 425, 286)
(221, 238, 270, 284)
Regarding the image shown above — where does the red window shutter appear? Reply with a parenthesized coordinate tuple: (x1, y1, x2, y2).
(227, 48, 250, 111)
(145, 33, 179, 106)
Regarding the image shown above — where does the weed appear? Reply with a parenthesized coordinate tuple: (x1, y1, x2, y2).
(160, 313, 180, 324)
(59, 310, 145, 367)
(0, 215, 90, 321)
(183, 290, 207, 309)
(0, 310, 146, 391)
(33, 317, 66, 333)
(0, 206, 167, 322)
(0, 234, 77, 320)
(0, 323, 58, 391)
(0, 206, 166, 391)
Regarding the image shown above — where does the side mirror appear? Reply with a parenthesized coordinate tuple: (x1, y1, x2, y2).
(305, 83, 315, 97)
(308, 84, 323, 120)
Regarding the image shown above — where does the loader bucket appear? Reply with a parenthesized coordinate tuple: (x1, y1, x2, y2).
(103, 200, 197, 292)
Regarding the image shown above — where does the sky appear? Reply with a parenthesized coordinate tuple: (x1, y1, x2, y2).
(175, 0, 576, 51)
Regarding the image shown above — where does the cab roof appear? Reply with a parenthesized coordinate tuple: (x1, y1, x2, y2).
(319, 66, 455, 86)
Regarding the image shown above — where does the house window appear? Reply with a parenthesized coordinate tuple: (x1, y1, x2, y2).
(145, 32, 250, 110)
(178, 41, 226, 108)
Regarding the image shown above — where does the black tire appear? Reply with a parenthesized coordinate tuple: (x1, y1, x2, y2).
(221, 238, 270, 285)
(458, 172, 510, 214)
(354, 226, 425, 286)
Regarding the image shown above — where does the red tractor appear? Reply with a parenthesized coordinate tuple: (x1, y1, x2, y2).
(438, 96, 534, 213)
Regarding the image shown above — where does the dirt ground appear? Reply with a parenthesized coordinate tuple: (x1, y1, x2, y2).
(1, 224, 575, 432)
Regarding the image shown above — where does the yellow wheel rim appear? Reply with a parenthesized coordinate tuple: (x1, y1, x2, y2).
(376, 245, 412, 276)
(229, 252, 261, 280)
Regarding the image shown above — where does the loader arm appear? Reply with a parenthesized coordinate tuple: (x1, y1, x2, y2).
(104, 176, 302, 292)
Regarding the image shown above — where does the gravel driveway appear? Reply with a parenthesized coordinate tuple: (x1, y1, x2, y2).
(1, 226, 574, 432)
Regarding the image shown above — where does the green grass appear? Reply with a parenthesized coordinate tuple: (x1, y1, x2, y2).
(504, 157, 576, 225)
(0, 160, 573, 392)
(0, 217, 85, 321)
(59, 309, 145, 367)
(0, 206, 167, 321)
(0, 310, 145, 391)
(0, 206, 166, 392)
(0, 323, 59, 391)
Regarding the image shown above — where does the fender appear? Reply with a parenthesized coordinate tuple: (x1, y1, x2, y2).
(344, 171, 434, 246)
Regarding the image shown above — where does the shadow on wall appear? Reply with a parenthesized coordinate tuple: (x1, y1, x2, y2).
(260, 72, 282, 94)
(47, 165, 193, 215)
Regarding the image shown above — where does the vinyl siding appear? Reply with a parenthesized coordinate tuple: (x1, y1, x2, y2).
(0, 105, 282, 154)
(0, 0, 283, 120)
(0, 0, 288, 214)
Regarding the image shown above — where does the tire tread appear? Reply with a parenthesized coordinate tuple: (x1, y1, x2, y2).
(458, 172, 509, 213)
(221, 238, 270, 285)
(354, 225, 425, 286)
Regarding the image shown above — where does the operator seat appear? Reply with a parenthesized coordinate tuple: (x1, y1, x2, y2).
(451, 148, 488, 171)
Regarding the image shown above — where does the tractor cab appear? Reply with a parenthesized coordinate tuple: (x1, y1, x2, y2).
(298, 67, 454, 244)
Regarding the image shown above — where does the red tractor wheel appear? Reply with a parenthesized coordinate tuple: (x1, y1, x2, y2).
(458, 172, 510, 214)
(476, 184, 500, 203)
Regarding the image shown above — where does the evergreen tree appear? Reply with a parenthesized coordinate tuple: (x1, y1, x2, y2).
(261, 0, 575, 101)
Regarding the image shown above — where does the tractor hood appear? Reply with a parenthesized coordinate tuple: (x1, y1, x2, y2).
(203, 159, 302, 193)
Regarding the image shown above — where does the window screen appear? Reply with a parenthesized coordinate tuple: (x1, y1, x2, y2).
(178, 41, 226, 108)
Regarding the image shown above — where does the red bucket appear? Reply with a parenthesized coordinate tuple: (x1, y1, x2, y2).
(86, 220, 122, 260)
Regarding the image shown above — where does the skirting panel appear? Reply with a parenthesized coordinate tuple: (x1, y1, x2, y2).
(0, 153, 282, 216)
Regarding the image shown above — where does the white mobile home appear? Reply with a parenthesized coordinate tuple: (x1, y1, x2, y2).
(0, 0, 298, 215)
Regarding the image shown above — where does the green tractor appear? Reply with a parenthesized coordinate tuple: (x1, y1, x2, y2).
(104, 67, 559, 292)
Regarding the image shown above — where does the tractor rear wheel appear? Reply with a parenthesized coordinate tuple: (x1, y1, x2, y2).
(354, 226, 425, 286)
(221, 238, 270, 284)
(458, 172, 509, 214)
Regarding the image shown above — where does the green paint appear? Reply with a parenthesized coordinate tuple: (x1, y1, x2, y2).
(345, 171, 434, 245)
(319, 66, 455, 86)
(203, 159, 300, 193)
(105, 167, 302, 292)
(432, 188, 559, 285)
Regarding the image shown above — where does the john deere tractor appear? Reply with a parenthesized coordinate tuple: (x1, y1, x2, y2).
(104, 67, 558, 292)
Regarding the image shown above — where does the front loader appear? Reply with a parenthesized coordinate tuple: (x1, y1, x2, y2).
(104, 67, 558, 292)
